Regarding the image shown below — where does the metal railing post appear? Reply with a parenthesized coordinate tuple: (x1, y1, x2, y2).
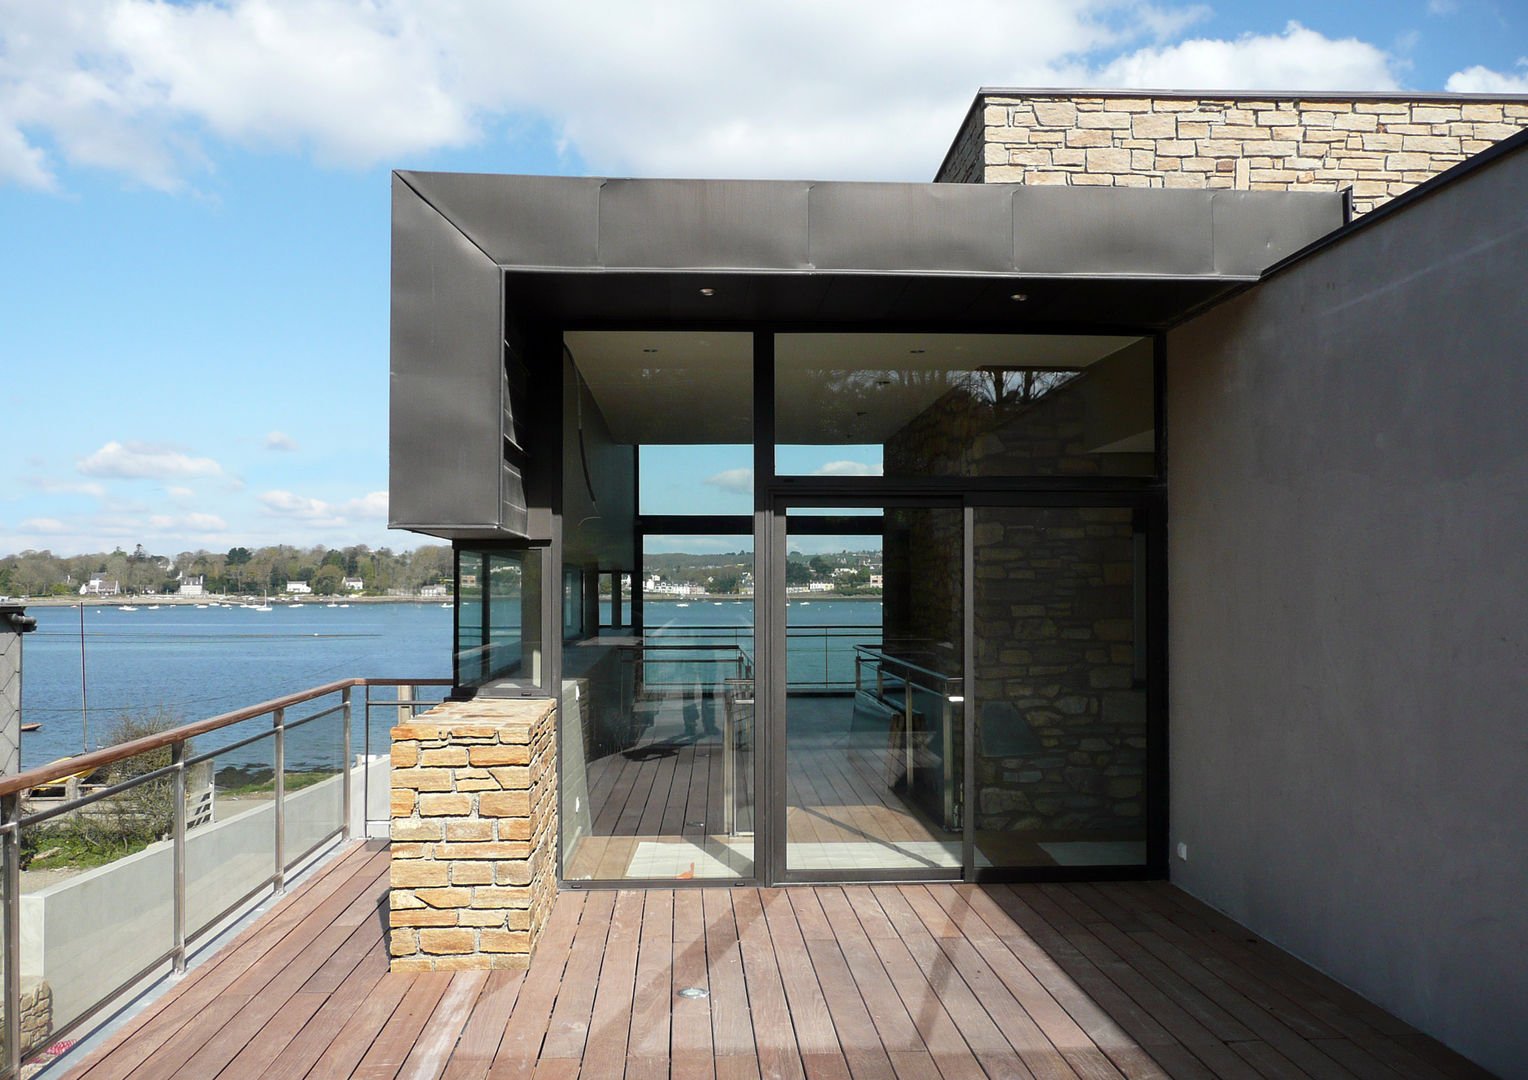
(341, 686, 353, 841)
(2, 793, 21, 1079)
(362, 684, 372, 836)
(171, 741, 186, 974)
(273, 707, 286, 894)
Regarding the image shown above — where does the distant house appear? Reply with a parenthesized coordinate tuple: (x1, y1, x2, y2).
(343, 577, 365, 591)
(82, 574, 120, 597)
(180, 575, 205, 597)
(419, 584, 448, 598)
(285, 581, 312, 595)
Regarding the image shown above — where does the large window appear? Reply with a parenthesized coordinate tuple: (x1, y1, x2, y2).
(454, 547, 544, 689)
(775, 333, 1154, 480)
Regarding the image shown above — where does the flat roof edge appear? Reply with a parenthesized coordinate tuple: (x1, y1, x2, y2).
(973, 86, 1528, 103)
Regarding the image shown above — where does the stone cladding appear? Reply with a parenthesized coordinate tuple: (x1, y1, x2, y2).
(388, 698, 557, 971)
(937, 91, 1528, 215)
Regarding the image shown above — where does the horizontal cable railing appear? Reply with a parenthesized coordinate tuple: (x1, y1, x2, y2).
(0, 676, 450, 1079)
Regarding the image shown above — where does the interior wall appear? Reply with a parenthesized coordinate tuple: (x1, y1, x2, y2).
(1166, 142, 1528, 1077)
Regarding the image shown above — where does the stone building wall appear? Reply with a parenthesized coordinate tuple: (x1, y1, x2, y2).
(388, 698, 557, 971)
(936, 91, 1528, 215)
(972, 508, 1145, 838)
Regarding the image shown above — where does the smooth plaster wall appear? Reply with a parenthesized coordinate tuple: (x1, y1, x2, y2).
(1165, 143, 1528, 1076)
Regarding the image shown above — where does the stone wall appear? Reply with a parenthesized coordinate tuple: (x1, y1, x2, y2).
(937, 91, 1528, 215)
(1, 978, 53, 1059)
(388, 698, 557, 971)
(971, 508, 1145, 838)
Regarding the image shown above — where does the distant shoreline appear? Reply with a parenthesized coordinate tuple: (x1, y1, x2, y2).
(18, 594, 450, 608)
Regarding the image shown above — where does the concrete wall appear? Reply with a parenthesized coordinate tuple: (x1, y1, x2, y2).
(1166, 140, 1528, 1077)
(939, 91, 1528, 215)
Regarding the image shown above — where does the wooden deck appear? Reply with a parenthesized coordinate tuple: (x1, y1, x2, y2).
(60, 841, 1495, 1080)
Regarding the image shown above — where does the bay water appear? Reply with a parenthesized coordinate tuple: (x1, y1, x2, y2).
(18, 597, 881, 770)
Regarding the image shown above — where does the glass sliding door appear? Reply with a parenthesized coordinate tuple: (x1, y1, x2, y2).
(970, 505, 1149, 870)
(779, 508, 964, 877)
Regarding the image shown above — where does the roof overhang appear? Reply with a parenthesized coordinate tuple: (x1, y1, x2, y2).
(394, 171, 1346, 330)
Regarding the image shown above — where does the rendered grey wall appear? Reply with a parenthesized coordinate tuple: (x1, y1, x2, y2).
(1166, 143, 1528, 1077)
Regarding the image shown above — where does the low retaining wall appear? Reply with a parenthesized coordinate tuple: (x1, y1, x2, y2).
(388, 699, 557, 971)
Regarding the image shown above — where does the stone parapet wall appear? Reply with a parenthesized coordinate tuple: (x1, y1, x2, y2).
(937, 91, 1528, 215)
(388, 698, 557, 971)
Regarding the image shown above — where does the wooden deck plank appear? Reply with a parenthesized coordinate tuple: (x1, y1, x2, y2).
(395, 970, 492, 1080)
(536, 888, 617, 1060)
(579, 890, 645, 1077)
(56, 844, 1499, 1080)
(628, 888, 675, 1065)
(66, 842, 381, 1080)
(672, 889, 718, 1080)
(702, 887, 757, 1060)
(732, 889, 808, 1080)
(485, 891, 587, 1078)
(350, 971, 455, 1079)
(758, 888, 843, 1058)
(435, 969, 526, 1080)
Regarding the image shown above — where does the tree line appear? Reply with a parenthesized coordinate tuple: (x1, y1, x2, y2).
(0, 542, 452, 598)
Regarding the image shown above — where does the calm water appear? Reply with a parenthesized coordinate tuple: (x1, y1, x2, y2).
(17, 597, 881, 769)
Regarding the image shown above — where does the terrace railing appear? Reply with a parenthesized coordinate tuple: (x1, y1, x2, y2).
(641, 623, 883, 692)
(0, 676, 449, 1079)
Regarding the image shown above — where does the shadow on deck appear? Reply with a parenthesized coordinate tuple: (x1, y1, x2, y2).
(58, 841, 1495, 1080)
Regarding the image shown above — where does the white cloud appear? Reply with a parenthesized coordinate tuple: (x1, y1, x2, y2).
(812, 460, 884, 477)
(340, 491, 388, 518)
(259, 489, 332, 519)
(1427, 0, 1459, 14)
(263, 430, 300, 451)
(703, 468, 754, 495)
(183, 512, 229, 531)
(1447, 62, 1528, 94)
(24, 476, 106, 496)
(259, 488, 386, 524)
(0, 1, 1411, 191)
(1092, 21, 1400, 91)
(19, 517, 66, 533)
(77, 440, 224, 479)
(167, 486, 194, 499)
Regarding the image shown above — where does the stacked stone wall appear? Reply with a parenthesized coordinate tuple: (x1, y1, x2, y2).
(938, 92, 1528, 215)
(388, 698, 557, 971)
(972, 508, 1146, 836)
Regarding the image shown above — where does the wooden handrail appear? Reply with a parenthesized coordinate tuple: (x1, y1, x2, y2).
(0, 676, 452, 799)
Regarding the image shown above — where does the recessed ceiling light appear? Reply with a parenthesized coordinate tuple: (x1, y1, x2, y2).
(1010, 292, 1028, 302)
(699, 287, 715, 297)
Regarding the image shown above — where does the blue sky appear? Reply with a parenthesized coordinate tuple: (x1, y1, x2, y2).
(3, 0, 1525, 558)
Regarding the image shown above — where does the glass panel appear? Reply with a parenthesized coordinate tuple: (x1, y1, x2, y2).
(972, 506, 1148, 869)
(189, 738, 279, 936)
(563, 568, 584, 641)
(18, 761, 178, 1044)
(776, 333, 1154, 479)
(783, 511, 963, 874)
(282, 704, 347, 867)
(561, 536, 754, 880)
(454, 548, 544, 689)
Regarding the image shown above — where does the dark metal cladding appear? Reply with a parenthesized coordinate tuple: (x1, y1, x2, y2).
(388, 175, 507, 534)
(806, 182, 1014, 273)
(390, 170, 1346, 538)
(599, 179, 811, 270)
